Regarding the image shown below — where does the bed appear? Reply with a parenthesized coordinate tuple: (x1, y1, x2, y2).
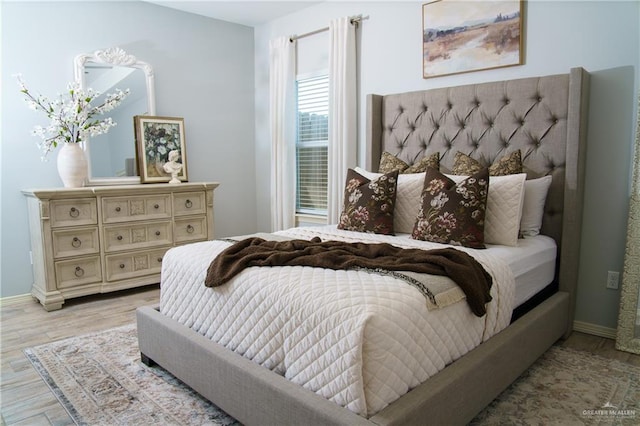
(137, 67, 589, 425)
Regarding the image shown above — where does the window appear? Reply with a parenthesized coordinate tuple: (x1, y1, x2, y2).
(296, 74, 328, 215)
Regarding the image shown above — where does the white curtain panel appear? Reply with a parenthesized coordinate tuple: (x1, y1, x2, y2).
(327, 17, 357, 223)
(269, 37, 297, 231)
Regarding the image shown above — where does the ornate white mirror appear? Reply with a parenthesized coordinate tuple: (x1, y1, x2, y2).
(616, 93, 640, 355)
(74, 47, 155, 185)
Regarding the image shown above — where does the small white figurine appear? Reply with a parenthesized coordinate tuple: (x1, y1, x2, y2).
(163, 150, 183, 184)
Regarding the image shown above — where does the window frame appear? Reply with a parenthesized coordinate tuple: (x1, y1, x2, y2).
(295, 71, 329, 218)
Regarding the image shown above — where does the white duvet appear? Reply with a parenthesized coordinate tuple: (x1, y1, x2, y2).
(160, 226, 514, 417)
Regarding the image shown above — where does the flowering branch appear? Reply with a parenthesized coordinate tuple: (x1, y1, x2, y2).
(15, 74, 129, 159)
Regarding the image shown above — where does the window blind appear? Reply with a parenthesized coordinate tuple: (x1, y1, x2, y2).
(296, 75, 328, 214)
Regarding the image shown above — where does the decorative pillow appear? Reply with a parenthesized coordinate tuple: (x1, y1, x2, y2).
(520, 175, 553, 237)
(378, 152, 409, 173)
(451, 151, 485, 175)
(378, 151, 440, 174)
(452, 150, 522, 176)
(355, 167, 424, 234)
(411, 168, 489, 249)
(337, 168, 399, 235)
(404, 152, 440, 173)
(447, 173, 527, 246)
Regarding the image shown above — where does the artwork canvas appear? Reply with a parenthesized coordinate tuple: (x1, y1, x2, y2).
(134, 116, 188, 183)
(423, 0, 523, 78)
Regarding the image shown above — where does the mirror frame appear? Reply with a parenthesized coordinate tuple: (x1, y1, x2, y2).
(615, 92, 640, 355)
(74, 47, 156, 185)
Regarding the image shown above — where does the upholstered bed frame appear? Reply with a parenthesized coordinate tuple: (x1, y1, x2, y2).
(137, 67, 590, 425)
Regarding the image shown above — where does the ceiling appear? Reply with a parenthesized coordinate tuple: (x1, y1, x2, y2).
(146, 1, 323, 27)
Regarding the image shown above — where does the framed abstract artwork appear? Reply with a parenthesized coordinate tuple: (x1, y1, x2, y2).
(422, 0, 523, 78)
(134, 115, 188, 183)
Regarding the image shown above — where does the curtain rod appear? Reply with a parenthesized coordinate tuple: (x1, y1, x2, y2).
(289, 15, 368, 42)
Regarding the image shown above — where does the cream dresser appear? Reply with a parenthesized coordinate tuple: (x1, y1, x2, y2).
(22, 182, 219, 311)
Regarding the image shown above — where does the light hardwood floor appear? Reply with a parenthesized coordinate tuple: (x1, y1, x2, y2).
(1, 286, 639, 425)
(1, 286, 160, 426)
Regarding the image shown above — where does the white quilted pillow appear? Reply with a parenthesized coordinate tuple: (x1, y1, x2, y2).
(446, 173, 526, 246)
(354, 167, 424, 234)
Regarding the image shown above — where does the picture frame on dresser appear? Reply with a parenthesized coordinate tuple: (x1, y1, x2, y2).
(134, 115, 188, 184)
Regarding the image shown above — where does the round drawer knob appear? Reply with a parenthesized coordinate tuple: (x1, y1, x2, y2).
(115, 206, 121, 212)
(74, 266, 84, 277)
(119, 263, 125, 269)
(186, 224, 194, 233)
(71, 237, 82, 248)
(154, 204, 159, 209)
(185, 199, 193, 208)
(155, 231, 161, 236)
(69, 207, 80, 218)
(157, 257, 163, 263)
(117, 235, 123, 241)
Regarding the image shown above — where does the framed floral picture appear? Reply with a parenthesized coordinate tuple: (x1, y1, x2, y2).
(422, 0, 523, 78)
(134, 116, 188, 183)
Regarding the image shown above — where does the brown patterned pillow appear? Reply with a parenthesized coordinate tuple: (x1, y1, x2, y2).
(411, 167, 489, 248)
(452, 150, 522, 176)
(489, 150, 522, 175)
(338, 168, 399, 235)
(404, 152, 440, 173)
(378, 152, 409, 173)
(379, 151, 440, 174)
(451, 151, 484, 175)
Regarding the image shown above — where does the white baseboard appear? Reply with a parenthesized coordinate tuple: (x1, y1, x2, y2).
(0, 293, 33, 305)
(573, 320, 617, 339)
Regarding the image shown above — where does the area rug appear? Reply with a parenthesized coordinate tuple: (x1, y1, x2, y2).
(471, 346, 639, 426)
(25, 325, 639, 426)
(24, 324, 238, 426)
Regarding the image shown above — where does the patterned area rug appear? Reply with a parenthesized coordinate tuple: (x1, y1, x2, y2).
(25, 325, 639, 425)
(24, 324, 238, 426)
(471, 346, 639, 425)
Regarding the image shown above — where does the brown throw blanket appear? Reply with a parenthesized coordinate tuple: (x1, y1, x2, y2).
(205, 237, 493, 317)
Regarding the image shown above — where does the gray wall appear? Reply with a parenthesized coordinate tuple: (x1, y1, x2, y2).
(0, 1, 257, 297)
(254, 1, 640, 331)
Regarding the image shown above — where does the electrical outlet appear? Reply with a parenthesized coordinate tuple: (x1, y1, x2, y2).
(606, 271, 620, 290)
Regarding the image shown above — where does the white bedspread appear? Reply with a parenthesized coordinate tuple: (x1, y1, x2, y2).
(160, 226, 514, 417)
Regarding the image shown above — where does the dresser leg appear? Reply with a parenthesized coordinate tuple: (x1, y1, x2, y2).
(32, 289, 64, 311)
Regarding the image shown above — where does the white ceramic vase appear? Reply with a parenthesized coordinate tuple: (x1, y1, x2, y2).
(57, 143, 88, 188)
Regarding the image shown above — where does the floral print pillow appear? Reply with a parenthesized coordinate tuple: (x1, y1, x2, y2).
(411, 168, 489, 248)
(338, 168, 399, 235)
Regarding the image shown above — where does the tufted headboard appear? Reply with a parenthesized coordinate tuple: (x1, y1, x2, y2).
(366, 68, 589, 325)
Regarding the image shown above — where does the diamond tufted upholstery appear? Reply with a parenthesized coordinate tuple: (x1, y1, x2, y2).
(367, 71, 588, 256)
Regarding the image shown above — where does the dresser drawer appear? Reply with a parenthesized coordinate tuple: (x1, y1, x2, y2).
(52, 227, 100, 259)
(103, 221, 173, 253)
(173, 191, 206, 216)
(102, 195, 171, 223)
(55, 256, 102, 289)
(50, 198, 98, 228)
(105, 248, 168, 282)
(174, 216, 208, 243)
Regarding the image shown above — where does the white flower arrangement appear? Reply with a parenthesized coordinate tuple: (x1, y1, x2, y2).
(16, 74, 129, 159)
